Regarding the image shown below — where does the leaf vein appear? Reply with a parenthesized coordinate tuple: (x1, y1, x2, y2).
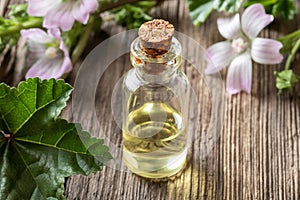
(15, 138, 89, 155)
(12, 142, 41, 198)
(14, 99, 55, 134)
(54, 127, 75, 147)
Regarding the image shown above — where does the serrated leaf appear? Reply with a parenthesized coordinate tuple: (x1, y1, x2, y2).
(0, 78, 72, 133)
(274, 70, 300, 94)
(0, 78, 112, 200)
(187, 0, 243, 27)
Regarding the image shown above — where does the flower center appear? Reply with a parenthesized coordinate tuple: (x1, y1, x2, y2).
(45, 47, 60, 59)
(232, 38, 248, 54)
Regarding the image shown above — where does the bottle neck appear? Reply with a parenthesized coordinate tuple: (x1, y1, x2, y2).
(130, 37, 182, 83)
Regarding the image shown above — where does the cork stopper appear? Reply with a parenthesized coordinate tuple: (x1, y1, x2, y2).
(138, 19, 174, 56)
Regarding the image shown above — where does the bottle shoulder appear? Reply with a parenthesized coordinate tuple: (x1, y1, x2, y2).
(123, 68, 143, 92)
(123, 68, 189, 93)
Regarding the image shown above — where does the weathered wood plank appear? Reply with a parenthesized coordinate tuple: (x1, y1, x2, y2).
(66, 1, 300, 199)
(0, 0, 299, 199)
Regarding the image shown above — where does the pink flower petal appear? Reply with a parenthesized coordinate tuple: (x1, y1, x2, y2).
(32, 0, 98, 31)
(205, 41, 236, 74)
(25, 55, 71, 80)
(47, 28, 61, 40)
(23, 28, 72, 79)
(21, 29, 54, 44)
(26, 41, 46, 67)
(44, 5, 75, 31)
(217, 14, 242, 40)
(27, 0, 60, 16)
(73, 0, 98, 24)
(59, 56, 72, 75)
(47, 28, 70, 57)
(251, 38, 283, 64)
(81, 0, 99, 12)
(26, 57, 59, 79)
(45, 56, 72, 79)
(226, 52, 252, 94)
(73, 4, 89, 24)
(44, 56, 72, 79)
(242, 4, 274, 39)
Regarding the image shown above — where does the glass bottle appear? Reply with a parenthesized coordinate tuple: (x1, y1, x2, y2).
(122, 19, 190, 178)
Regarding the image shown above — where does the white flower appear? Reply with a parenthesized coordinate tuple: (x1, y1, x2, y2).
(205, 4, 284, 94)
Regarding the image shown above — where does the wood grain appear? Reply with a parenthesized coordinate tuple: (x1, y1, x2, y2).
(1, 1, 299, 199)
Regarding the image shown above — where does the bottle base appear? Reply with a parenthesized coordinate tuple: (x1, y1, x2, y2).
(123, 148, 187, 179)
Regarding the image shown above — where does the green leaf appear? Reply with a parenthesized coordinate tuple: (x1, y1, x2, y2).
(272, 0, 296, 20)
(244, 0, 278, 7)
(187, 0, 214, 27)
(216, 0, 243, 12)
(278, 29, 300, 55)
(111, 2, 153, 29)
(278, 30, 300, 54)
(0, 78, 71, 134)
(274, 70, 300, 94)
(0, 4, 43, 54)
(187, 0, 243, 27)
(8, 4, 29, 22)
(0, 78, 112, 200)
(245, 0, 297, 20)
(0, 4, 28, 53)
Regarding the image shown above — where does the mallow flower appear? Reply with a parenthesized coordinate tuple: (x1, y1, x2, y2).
(205, 4, 284, 94)
(27, 0, 98, 31)
(21, 28, 72, 79)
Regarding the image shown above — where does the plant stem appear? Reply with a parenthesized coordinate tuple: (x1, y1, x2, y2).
(0, 18, 43, 36)
(278, 29, 300, 41)
(71, 17, 95, 64)
(285, 37, 300, 70)
(99, 0, 162, 12)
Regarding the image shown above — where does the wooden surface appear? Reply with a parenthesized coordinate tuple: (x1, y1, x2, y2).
(1, 1, 300, 199)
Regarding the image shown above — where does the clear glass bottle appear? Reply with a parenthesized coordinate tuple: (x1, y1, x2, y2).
(122, 20, 190, 178)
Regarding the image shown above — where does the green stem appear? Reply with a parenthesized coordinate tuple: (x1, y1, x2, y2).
(99, 0, 161, 12)
(278, 29, 300, 41)
(0, 18, 43, 36)
(285, 37, 300, 70)
(71, 17, 95, 64)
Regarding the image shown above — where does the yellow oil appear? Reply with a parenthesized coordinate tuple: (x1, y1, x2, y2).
(123, 102, 187, 178)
